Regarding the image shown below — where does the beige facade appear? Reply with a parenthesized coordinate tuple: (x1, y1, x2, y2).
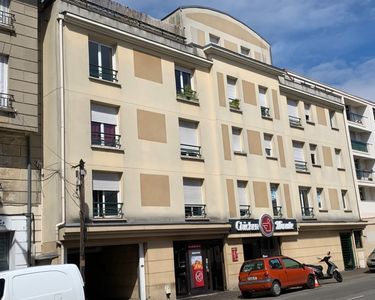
(40, 1, 367, 299)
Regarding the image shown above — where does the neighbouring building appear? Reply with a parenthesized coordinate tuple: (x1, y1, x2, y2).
(40, 0, 368, 299)
(0, 0, 41, 271)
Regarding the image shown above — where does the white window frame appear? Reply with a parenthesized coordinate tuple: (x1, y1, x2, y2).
(270, 183, 282, 217)
(226, 76, 237, 101)
(341, 190, 348, 210)
(316, 188, 325, 210)
(335, 148, 343, 169)
(91, 103, 119, 148)
(232, 127, 244, 153)
(304, 103, 313, 122)
(299, 187, 312, 217)
(258, 86, 268, 107)
(89, 40, 116, 80)
(264, 133, 274, 157)
(0, 54, 8, 95)
(175, 65, 194, 93)
(309, 144, 320, 166)
(293, 141, 305, 161)
(329, 110, 338, 129)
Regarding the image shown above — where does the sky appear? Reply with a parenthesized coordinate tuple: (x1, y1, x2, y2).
(119, 0, 375, 101)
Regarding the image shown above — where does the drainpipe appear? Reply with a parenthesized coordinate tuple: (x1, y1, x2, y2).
(138, 243, 146, 300)
(27, 135, 32, 266)
(55, 14, 66, 263)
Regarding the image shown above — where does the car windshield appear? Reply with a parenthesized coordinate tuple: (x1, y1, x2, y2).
(241, 260, 264, 272)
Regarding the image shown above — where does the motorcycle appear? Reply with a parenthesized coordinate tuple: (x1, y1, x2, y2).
(305, 251, 343, 283)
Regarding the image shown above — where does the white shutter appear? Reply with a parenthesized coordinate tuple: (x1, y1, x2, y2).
(237, 181, 248, 205)
(264, 135, 272, 150)
(258, 87, 267, 107)
(179, 120, 198, 145)
(91, 104, 117, 125)
(0, 55, 8, 94)
(183, 178, 202, 204)
(293, 142, 304, 161)
(288, 100, 298, 117)
(93, 172, 120, 191)
(232, 128, 241, 152)
(227, 78, 237, 99)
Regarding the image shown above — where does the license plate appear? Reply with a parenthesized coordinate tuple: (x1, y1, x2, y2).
(247, 276, 257, 280)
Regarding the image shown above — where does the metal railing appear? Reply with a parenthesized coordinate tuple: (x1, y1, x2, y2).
(185, 204, 206, 219)
(93, 200, 123, 217)
(347, 111, 364, 125)
(239, 205, 251, 218)
(0, 93, 15, 110)
(261, 106, 271, 118)
(90, 64, 118, 82)
(91, 131, 121, 148)
(301, 207, 314, 218)
(295, 160, 308, 172)
(0, 11, 15, 28)
(273, 205, 283, 218)
(351, 140, 368, 152)
(176, 88, 198, 102)
(289, 115, 302, 127)
(356, 169, 374, 181)
(180, 144, 202, 158)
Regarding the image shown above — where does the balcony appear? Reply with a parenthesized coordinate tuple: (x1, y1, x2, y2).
(91, 131, 121, 148)
(289, 115, 302, 127)
(89, 64, 118, 82)
(93, 200, 123, 218)
(177, 87, 199, 104)
(239, 205, 251, 218)
(351, 140, 368, 153)
(229, 98, 241, 111)
(301, 207, 314, 219)
(185, 204, 206, 219)
(0, 11, 15, 30)
(261, 106, 271, 118)
(347, 111, 364, 125)
(0, 93, 15, 112)
(295, 160, 308, 172)
(180, 144, 202, 159)
(356, 169, 374, 181)
(272, 205, 283, 218)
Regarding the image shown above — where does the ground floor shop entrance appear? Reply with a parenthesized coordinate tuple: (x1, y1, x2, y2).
(243, 237, 281, 261)
(173, 240, 225, 297)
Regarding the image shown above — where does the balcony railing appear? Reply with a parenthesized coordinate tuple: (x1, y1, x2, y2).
(295, 160, 308, 172)
(351, 140, 368, 153)
(289, 115, 302, 127)
(356, 169, 374, 181)
(180, 144, 202, 158)
(301, 206, 314, 218)
(177, 87, 198, 102)
(185, 204, 206, 219)
(347, 111, 364, 125)
(229, 98, 241, 111)
(91, 132, 121, 148)
(239, 205, 251, 218)
(93, 200, 123, 218)
(0, 93, 15, 111)
(272, 205, 283, 218)
(261, 106, 271, 118)
(90, 64, 118, 82)
(0, 11, 15, 29)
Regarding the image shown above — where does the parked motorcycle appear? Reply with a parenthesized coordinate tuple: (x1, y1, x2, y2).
(305, 251, 343, 283)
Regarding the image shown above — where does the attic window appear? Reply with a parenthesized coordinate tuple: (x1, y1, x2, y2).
(209, 34, 220, 45)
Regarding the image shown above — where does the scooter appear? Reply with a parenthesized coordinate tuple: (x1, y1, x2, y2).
(305, 251, 343, 283)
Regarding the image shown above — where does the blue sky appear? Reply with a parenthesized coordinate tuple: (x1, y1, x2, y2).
(120, 0, 375, 101)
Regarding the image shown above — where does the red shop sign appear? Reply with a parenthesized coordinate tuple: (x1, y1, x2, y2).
(231, 247, 238, 262)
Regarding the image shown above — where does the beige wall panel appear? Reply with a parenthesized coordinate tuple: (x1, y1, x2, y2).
(329, 188, 340, 210)
(277, 135, 286, 168)
(254, 51, 262, 61)
(272, 89, 280, 120)
(217, 72, 226, 107)
(242, 80, 257, 105)
(247, 130, 262, 156)
(221, 124, 232, 160)
(226, 179, 237, 218)
(224, 40, 238, 52)
(322, 146, 333, 167)
(133, 50, 163, 83)
(140, 174, 170, 207)
(197, 29, 206, 46)
(253, 181, 269, 208)
(316, 106, 327, 126)
(137, 109, 167, 143)
(186, 13, 268, 49)
(224, 238, 244, 290)
(283, 184, 293, 218)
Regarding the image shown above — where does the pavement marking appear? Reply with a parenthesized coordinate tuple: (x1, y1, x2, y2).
(347, 295, 364, 300)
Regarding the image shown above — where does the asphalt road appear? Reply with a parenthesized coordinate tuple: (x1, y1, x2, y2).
(187, 269, 375, 300)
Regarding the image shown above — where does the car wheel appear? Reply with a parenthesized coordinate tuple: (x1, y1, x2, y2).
(333, 270, 343, 282)
(305, 274, 315, 289)
(241, 291, 252, 298)
(270, 280, 281, 297)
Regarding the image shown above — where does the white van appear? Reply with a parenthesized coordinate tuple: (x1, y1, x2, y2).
(0, 264, 85, 300)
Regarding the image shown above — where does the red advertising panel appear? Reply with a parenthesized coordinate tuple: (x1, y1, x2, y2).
(189, 247, 205, 288)
(231, 247, 238, 262)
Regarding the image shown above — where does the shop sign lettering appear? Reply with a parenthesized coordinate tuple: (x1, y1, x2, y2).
(230, 218, 297, 234)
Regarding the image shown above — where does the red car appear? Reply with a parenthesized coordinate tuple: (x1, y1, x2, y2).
(238, 256, 315, 297)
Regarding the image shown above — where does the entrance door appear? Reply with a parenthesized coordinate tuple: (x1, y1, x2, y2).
(340, 232, 355, 270)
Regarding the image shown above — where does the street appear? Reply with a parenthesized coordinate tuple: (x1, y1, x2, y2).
(188, 269, 375, 300)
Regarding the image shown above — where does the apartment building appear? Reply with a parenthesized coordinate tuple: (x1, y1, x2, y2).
(40, 0, 366, 299)
(0, 0, 41, 271)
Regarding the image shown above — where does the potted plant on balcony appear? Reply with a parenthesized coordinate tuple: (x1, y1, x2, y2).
(178, 86, 198, 101)
(229, 98, 240, 110)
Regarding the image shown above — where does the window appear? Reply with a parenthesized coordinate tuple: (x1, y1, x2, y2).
(232, 127, 244, 153)
(269, 258, 282, 269)
(237, 181, 250, 217)
(0, 54, 13, 110)
(304, 103, 313, 123)
(299, 187, 313, 217)
(179, 119, 201, 158)
(259, 87, 270, 117)
(183, 178, 205, 218)
(341, 190, 348, 210)
(359, 187, 365, 201)
(329, 110, 338, 129)
(270, 184, 282, 217)
(92, 171, 122, 218)
(309, 144, 319, 166)
(281, 257, 302, 269)
(227, 77, 240, 110)
(354, 231, 363, 248)
(0, 0, 14, 28)
(89, 41, 117, 82)
(264, 134, 274, 158)
(335, 149, 344, 169)
(288, 99, 302, 127)
(316, 188, 324, 210)
(293, 141, 307, 171)
(241, 260, 264, 272)
(0, 232, 10, 271)
(240, 46, 250, 56)
(209, 34, 220, 45)
(91, 103, 120, 148)
(175, 66, 197, 100)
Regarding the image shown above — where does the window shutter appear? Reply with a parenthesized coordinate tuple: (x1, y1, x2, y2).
(232, 128, 241, 151)
(92, 172, 120, 191)
(258, 88, 267, 107)
(227, 78, 237, 99)
(293, 142, 304, 161)
(264, 135, 272, 150)
(288, 100, 298, 117)
(237, 181, 248, 205)
(179, 120, 198, 145)
(183, 178, 202, 204)
(91, 104, 117, 125)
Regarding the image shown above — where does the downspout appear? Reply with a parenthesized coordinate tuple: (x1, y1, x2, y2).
(55, 14, 66, 263)
(27, 135, 32, 266)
